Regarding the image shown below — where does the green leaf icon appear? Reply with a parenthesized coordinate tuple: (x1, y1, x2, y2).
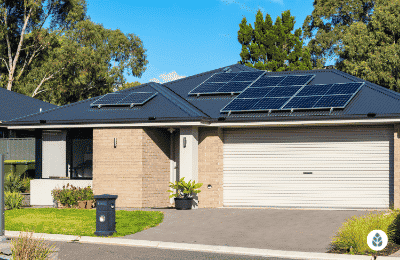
(372, 233, 382, 247)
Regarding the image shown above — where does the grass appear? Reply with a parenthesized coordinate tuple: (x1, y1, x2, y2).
(5, 208, 165, 238)
(327, 209, 400, 256)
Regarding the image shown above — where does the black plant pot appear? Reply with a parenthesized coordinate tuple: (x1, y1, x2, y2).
(174, 198, 193, 210)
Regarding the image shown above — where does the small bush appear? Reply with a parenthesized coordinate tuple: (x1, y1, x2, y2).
(20, 177, 32, 193)
(10, 229, 57, 260)
(5, 191, 24, 210)
(4, 172, 24, 193)
(330, 210, 399, 254)
(51, 184, 95, 208)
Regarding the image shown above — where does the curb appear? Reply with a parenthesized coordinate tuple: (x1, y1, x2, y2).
(5, 231, 400, 260)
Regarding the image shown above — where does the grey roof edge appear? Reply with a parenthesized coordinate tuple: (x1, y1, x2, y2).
(5, 112, 400, 127)
(2, 116, 211, 126)
(147, 82, 210, 118)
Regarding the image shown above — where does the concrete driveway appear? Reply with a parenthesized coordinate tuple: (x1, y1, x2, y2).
(116, 207, 391, 253)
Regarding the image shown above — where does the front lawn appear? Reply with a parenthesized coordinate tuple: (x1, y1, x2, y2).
(5, 208, 164, 237)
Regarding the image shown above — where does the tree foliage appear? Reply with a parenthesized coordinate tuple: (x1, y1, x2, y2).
(238, 9, 312, 72)
(336, 0, 400, 92)
(0, 0, 148, 106)
(115, 81, 142, 92)
(302, 0, 375, 68)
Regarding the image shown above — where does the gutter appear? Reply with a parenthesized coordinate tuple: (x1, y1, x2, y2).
(5, 117, 400, 129)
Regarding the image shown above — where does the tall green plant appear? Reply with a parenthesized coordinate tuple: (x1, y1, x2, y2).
(5, 191, 24, 210)
(4, 172, 24, 193)
(167, 177, 203, 199)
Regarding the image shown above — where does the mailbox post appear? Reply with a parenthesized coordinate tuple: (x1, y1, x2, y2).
(94, 194, 118, 237)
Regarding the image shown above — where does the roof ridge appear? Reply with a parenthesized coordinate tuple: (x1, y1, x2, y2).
(162, 63, 257, 86)
(148, 82, 210, 118)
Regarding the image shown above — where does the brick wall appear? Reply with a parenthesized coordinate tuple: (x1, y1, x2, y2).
(142, 128, 171, 208)
(93, 127, 170, 208)
(198, 127, 223, 208)
(394, 125, 400, 209)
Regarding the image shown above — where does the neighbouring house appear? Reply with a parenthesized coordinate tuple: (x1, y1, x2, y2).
(3, 63, 400, 210)
(0, 87, 58, 160)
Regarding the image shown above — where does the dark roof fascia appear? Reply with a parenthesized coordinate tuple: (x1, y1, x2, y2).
(3, 116, 210, 127)
(148, 82, 210, 118)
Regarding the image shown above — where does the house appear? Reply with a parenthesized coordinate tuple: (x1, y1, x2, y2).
(0, 87, 58, 161)
(3, 63, 400, 210)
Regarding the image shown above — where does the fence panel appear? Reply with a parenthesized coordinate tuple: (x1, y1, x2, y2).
(0, 138, 35, 160)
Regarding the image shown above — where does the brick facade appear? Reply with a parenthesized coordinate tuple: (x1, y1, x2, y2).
(197, 127, 224, 208)
(394, 125, 400, 209)
(93, 128, 170, 208)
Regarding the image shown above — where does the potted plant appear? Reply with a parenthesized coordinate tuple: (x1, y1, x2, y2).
(167, 177, 203, 210)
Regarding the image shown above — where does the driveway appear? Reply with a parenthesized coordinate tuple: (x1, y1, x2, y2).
(116, 207, 391, 253)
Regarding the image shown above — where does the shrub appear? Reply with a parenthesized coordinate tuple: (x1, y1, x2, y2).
(4, 171, 24, 193)
(330, 210, 399, 254)
(5, 191, 24, 210)
(51, 184, 95, 208)
(11, 229, 57, 260)
(20, 177, 32, 193)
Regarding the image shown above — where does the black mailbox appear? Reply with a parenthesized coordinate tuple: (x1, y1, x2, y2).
(94, 194, 118, 237)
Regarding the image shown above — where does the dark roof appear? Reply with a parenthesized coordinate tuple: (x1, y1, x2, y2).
(4, 63, 400, 126)
(0, 87, 58, 122)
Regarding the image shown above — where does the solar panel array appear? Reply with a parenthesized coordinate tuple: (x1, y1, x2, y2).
(188, 71, 265, 95)
(220, 82, 364, 113)
(90, 92, 157, 107)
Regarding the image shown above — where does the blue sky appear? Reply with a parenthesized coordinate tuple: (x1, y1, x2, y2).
(85, 0, 317, 84)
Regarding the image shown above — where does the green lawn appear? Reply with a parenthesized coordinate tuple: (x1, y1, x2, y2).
(5, 208, 164, 237)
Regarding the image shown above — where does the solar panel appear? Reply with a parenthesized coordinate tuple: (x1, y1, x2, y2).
(282, 96, 322, 109)
(220, 81, 364, 113)
(266, 86, 302, 98)
(278, 75, 315, 86)
(215, 82, 250, 93)
(296, 84, 333, 96)
(236, 87, 272, 99)
(313, 94, 353, 108)
(190, 83, 225, 94)
(221, 98, 260, 111)
(250, 76, 285, 87)
(91, 93, 127, 106)
(91, 92, 157, 107)
(117, 92, 157, 105)
(251, 97, 290, 110)
(189, 71, 265, 95)
(326, 82, 363, 95)
(230, 71, 264, 82)
(204, 73, 238, 83)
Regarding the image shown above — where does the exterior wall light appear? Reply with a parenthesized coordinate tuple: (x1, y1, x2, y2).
(183, 137, 187, 148)
(114, 138, 117, 148)
(208, 184, 212, 189)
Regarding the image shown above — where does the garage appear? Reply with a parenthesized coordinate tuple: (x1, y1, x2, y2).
(223, 126, 393, 209)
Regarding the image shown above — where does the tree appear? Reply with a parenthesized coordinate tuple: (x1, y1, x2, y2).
(0, 0, 149, 106)
(238, 9, 312, 72)
(336, 0, 400, 92)
(115, 81, 142, 92)
(0, 0, 87, 91)
(302, 0, 375, 68)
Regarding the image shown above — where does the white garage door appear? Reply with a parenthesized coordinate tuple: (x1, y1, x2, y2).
(223, 127, 393, 209)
